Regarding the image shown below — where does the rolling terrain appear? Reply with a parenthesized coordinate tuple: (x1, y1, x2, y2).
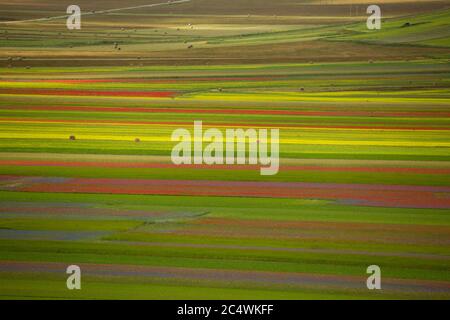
(0, 0, 449, 299)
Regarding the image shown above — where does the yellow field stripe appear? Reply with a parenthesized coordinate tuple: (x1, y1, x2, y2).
(0, 132, 449, 147)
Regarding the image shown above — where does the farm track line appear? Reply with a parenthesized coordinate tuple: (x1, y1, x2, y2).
(0, 0, 192, 24)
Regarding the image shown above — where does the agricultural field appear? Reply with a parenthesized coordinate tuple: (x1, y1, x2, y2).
(0, 0, 449, 300)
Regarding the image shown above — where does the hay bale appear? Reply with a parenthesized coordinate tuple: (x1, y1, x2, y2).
(69, 135, 76, 141)
(134, 138, 141, 143)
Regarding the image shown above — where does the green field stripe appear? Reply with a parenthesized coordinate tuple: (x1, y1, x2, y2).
(0, 275, 405, 300)
(0, 240, 448, 282)
(0, 218, 141, 232)
(1, 109, 449, 126)
(103, 232, 450, 257)
(1, 165, 449, 186)
(1, 192, 448, 226)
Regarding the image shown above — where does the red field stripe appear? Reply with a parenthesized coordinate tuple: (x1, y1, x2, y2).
(1, 117, 447, 131)
(3, 105, 449, 118)
(2, 176, 449, 209)
(280, 165, 450, 174)
(1, 159, 450, 175)
(0, 88, 176, 98)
